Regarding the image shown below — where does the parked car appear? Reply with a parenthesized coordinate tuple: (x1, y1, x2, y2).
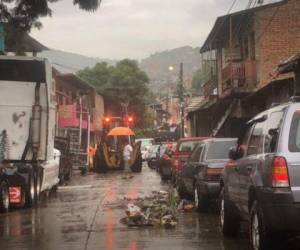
(177, 138, 236, 205)
(171, 137, 207, 182)
(156, 144, 168, 172)
(159, 143, 176, 180)
(136, 138, 154, 161)
(220, 102, 300, 250)
(194, 138, 237, 211)
(147, 144, 160, 169)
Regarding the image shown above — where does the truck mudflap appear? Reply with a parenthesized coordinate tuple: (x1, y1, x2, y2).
(9, 186, 22, 204)
(5, 174, 27, 207)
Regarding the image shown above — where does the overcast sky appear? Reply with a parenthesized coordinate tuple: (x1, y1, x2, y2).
(30, 0, 278, 60)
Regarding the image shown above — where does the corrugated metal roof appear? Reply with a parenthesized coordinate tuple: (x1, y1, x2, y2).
(186, 97, 218, 114)
(185, 96, 204, 113)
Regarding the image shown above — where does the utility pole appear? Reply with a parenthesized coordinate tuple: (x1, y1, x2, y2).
(179, 62, 185, 138)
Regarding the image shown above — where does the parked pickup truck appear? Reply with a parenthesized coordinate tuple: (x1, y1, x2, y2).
(0, 56, 60, 212)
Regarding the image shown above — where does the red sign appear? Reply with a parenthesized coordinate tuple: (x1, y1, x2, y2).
(9, 187, 22, 204)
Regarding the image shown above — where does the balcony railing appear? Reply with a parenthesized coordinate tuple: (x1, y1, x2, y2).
(202, 77, 217, 98)
(58, 104, 94, 131)
(221, 60, 257, 93)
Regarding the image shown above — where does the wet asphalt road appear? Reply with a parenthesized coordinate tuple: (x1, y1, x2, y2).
(0, 166, 299, 250)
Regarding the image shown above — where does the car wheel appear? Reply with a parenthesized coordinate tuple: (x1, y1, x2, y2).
(250, 200, 270, 250)
(220, 189, 240, 237)
(0, 181, 10, 213)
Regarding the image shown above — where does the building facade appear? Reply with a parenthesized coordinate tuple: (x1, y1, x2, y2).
(188, 0, 300, 137)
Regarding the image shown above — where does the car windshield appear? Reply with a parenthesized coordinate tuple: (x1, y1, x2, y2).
(178, 141, 200, 152)
(206, 140, 236, 160)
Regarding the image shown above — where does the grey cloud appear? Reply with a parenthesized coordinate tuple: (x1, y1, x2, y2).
(30, 0, 281, 59)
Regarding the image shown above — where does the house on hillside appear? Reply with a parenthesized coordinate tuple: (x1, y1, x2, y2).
(187, 0, 300, 137)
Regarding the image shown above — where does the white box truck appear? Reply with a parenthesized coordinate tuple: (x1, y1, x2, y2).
(0, 56, 60, 212)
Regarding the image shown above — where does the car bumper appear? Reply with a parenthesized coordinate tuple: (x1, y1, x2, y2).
(198, 181, 220, 198)
(258, 188, 300, 232)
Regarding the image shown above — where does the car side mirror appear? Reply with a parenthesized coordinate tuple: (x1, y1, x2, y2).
(229, 146, 244, 160)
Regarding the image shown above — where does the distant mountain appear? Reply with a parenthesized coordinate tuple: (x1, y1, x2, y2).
(38, 47, 201, 95)
(139, 46, 202, 94)
(38, 49, 116, 73)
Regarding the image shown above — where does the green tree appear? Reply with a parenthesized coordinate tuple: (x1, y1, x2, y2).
(0, 1, 101, 32)
(78, 59, 151, 127)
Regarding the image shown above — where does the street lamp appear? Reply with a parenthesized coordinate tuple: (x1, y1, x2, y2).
(168, 65, 174, 72)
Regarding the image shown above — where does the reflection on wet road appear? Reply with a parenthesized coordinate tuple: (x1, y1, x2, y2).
(0, 167, 299, 250)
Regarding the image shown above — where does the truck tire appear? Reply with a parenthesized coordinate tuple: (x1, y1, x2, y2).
(94, 148, 107, 173)
(220, 189, 240, 237)
(131, 152, 142, 173)
(250, 200, 270, 250)
(26, 170, 40, 207)
(0, 181, 10, 213)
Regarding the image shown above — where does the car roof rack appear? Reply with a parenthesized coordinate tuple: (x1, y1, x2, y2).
(290, 96, 300, 103)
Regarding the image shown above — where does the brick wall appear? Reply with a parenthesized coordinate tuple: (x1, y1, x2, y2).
(255, 0, 300, 88)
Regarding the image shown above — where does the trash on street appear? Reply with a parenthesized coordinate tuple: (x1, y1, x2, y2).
(120, 189, 178, 228)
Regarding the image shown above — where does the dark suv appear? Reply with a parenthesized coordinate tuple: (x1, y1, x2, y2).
(221, 102, 300, 250)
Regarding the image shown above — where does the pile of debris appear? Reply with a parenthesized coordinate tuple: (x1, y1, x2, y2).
(120, 190, 179, 228)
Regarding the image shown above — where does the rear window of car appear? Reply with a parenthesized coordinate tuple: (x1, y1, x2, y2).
(178, 141, 200, 152)
(206, 140, 236, 160)
(289, 111, 300, 152)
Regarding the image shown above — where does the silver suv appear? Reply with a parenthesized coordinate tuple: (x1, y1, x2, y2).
(221, 102, 300, 250)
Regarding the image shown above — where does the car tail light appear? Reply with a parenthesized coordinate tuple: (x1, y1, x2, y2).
(271, 156, 290, 188)
(206, 168, 223, 181)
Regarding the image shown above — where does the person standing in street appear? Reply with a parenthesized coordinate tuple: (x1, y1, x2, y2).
(123, 138, 133, 172)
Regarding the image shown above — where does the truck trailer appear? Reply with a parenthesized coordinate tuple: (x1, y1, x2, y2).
(0, 56, 60, 212)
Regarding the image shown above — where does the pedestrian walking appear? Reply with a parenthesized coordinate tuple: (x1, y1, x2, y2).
(123, 138, 133, 172)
